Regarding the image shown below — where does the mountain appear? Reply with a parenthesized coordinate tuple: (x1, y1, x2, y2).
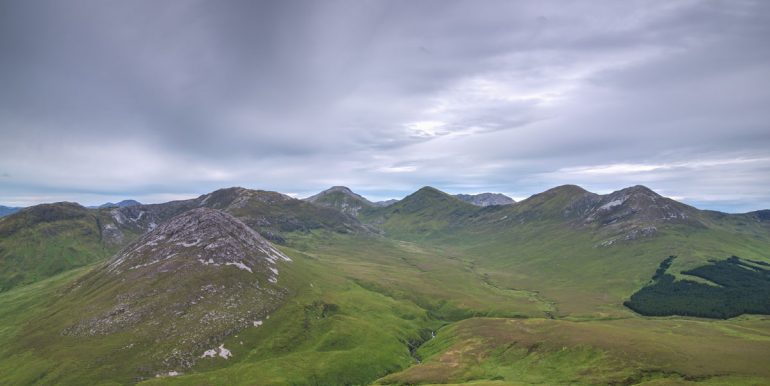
(0, 205, 22, 218)
(0, 202, 118, 291)
(304, 186, 374, 216)
(24, 208, 293, 381)
(455, 192, 515, 206)
(373, 199, 399, 207)
(358, 183, 770, 317)
(94, 186, 363, 245)
(0, 187, 364, 292)
(94, 199, 142, 209)
(1, 184, 769, 385)
(359, 186, 479, 240)
(143, 186, 363, 239)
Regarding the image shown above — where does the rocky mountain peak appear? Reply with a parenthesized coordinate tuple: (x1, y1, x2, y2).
(107, 208, 290, 283)
(199, 187, 293, 210)
(410, 186, 450, 198)
(572, 186, 699, 246)
(455, 192, 515, 207)
(304, 186, 374, 216)
(306, 186, 371, 203)
(96, 199, 142, 209)
(326, 186, 355, 194)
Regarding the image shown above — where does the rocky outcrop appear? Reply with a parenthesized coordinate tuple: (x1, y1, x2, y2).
(455, 193, 515, 207)
(63, 208, 292, 374)
(107, 208, 290, 282)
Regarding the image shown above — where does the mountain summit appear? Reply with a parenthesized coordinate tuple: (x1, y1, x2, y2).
(455, 193, 515, 206)
(96, 200, 142, 209)
(304, 186, 374, 216)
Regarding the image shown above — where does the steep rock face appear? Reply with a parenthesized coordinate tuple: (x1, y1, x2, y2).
(61, 208, 292, 375)
(581, 186, 693, 225)
(304, 186, 374, 216)
(107, 208, 290, 282)
(564, 185, 701, 246)
(455, 193, 515, 207)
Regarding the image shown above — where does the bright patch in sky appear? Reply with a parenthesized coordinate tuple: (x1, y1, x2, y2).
(0, 1, 768, 212)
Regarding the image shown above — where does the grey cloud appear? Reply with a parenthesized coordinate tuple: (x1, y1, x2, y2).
(0, 0, 768, 211)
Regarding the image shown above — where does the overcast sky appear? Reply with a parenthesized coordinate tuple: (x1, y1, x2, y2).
(1, 0, 769, 212)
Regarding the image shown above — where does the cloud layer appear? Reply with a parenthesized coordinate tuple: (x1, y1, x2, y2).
(1, 0, 769, 211)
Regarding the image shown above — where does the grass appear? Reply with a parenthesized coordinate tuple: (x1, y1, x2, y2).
(1, 185, 769, 385)
(0, 213, 113, 291)
(2, 228, 766, 385)
(379, 317, 770, 385)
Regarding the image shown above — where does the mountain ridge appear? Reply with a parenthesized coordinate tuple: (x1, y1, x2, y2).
(1, 183, 769, 385)
(90, 199, 142, 209)
(455, 192, 515, 206)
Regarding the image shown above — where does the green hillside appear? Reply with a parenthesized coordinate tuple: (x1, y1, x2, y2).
(0, 184, 768, 385)
(0, 203, 126, 291)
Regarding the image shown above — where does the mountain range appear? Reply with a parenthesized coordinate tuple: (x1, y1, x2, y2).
(0, 205, 22, 218)
(89, 199, 143, 209)
(0, 184, 768, 385)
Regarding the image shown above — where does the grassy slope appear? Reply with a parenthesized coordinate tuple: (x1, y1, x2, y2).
(434, 221, 770, 318)
(380, 317, 770, 386)
(0, 204, 134, 292)
(0, 235, 435, 385)
(141, 252, 429, 385)
(1, 229, 769, 385)
(361, 186, 770, 318)
(0, 267, 98, 385)
(0, 185, 769, 385)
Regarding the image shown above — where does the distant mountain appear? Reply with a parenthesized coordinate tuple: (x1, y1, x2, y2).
(455, 192, 515, 206)
(0, 205, 22, 218)
(359, 186, 478, 239)
(374, 199, 399, 207)
(304, 186, 374, 216)
(89, 199, 142, 209)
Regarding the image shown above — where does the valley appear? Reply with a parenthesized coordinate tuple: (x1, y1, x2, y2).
(0, 185, 768, 385)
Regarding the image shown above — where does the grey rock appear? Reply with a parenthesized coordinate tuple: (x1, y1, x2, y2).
(455, 193, 515, 207)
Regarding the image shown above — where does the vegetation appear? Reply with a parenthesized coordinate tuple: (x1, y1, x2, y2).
(625, 256, 770, 319)
(0, 203, 121, 291)
(1, 185, 770, 384)
(379, 317, 770, 385)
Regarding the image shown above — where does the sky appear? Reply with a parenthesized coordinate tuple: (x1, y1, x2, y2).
(1, 0, 769, 212)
